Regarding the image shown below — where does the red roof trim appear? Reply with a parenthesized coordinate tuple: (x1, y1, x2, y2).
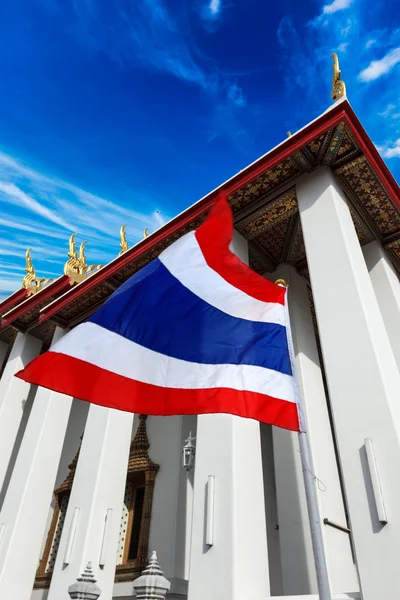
(5, 99, 399, 331)
(343, 104, 400, 210)
(39, 104, 349, 326)
(0, 288, 28, 317)
(1, 276, 71, 330)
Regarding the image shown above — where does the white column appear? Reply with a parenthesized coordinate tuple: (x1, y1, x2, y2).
(147, 414, 196, 593)
(0, 327, 73, 600)
(188, 230, 270, 600)
(297, 166, 400, 600)
(270, 265, 357, 595)
(0, 332, 42, 494)
(47, 404, 134, 600)
(363, 240, 400, 371)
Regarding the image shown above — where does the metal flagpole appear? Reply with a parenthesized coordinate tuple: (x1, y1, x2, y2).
(276, 279, 332, 600)
(298, 428, 332, 600)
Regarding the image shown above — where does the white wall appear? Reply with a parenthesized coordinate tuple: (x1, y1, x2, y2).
(147, 414, 196, 589)
(298, 167, 400, 599)
(260, 422, 283, 596)
(363, 240, 400, 371)
(0, 383, 37, 509)
(37, 398, 90, 565)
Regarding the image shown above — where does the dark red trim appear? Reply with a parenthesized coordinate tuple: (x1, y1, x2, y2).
(1, 276, 71, 330)
(196, 194, 285, 304)
(40, 104, 349, 325)
(5, 100, 400, 329)
(16, 351, 300, 431)
(342, 104, 400, 210)
(0, 289, 28, 317)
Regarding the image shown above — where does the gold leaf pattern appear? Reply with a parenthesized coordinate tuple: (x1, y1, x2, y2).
(237, 189, 297, 239)
(229, 159, 301, 214)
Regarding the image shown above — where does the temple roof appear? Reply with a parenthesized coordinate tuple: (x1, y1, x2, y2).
(1, 98, 399, 346)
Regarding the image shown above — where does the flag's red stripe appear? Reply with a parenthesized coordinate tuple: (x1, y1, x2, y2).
(195, 195, 285, 306)
(16, 351, 300, 431)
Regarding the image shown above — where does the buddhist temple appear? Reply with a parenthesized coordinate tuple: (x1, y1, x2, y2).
(0, 55, 399, 600)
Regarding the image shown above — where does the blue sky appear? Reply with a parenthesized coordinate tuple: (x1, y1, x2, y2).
(0, 0, 399, 299)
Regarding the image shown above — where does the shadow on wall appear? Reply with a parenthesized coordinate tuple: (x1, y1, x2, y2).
(0, 384, 37, 510)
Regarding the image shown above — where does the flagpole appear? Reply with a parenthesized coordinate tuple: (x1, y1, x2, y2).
(298, 428, 332, 600)
(276, 279, 332, 600)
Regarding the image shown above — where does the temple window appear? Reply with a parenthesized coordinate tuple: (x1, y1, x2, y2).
(34, 445, 80, 589)
(115, 414, 159, 581)
(35, 415, 159, 588)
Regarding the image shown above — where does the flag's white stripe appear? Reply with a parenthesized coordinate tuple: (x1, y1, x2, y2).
(52, 322, 296, 404)
(159, 231, 285, 326)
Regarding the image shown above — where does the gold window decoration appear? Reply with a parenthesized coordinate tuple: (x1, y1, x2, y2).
(34, 444, 81, 589)
(115, 414, 159, 582)
(34, 415, 159, 588)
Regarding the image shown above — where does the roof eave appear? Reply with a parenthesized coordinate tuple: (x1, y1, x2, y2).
(3, 99, 399, 331)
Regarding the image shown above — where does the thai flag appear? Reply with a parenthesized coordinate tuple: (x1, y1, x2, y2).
(17, 196, 300, 431)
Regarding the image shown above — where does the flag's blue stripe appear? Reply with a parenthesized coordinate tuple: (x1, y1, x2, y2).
(88, 259, 292, 376)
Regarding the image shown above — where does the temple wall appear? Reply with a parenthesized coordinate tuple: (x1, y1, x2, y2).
(37, 398, 89, 567)
(0, 173, 398, 600)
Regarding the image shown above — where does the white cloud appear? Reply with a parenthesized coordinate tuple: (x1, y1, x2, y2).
(0, 150, 171, 295)
(379, 103, 397, 118)
(366, 39, 376, 49)
(337, 42, 348, 52)
(0, 216, 65, 239)
(209, 0, 221, 15)
(227, 83, 247, 107)
(0, 182, 72, 229)
(152, 209, 166, 227)
(378, 138, 400, 158)
(0, 277, 23, 294)
(340, 18, 352, 37)
(359, 47, 400, 82)
(323, 0, 353, 15)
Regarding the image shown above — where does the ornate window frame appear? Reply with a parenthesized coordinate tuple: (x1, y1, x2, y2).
(34, 415, 159, 588)
(34, 445, 80, 589)
(115, 414, 159, 582)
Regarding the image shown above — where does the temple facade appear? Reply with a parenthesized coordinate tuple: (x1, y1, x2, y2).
(0, 70, 400, 600)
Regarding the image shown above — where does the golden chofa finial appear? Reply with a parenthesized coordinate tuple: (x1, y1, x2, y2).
(22, 248, 52, 296)
(143, 228, 149, 239)
(119, 224, 128, 256)
(64, 233, 103, 285)
(331, 53, 346, 102)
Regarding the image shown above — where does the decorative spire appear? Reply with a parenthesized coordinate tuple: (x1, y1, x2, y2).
(141, 551, 165, 577)
(128, 415, 159, 473)
(22, 248, 52, 296)
(331, 53, 346, 101)
(55, 440, 81, 498)
(64, 234, 103, 285)
(143, 228, 149, 239)
(68, 562, 101, 599)
(132, 551, 171, 599)
(79, 241, 87, 264)
(119, 224, 129, 255)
